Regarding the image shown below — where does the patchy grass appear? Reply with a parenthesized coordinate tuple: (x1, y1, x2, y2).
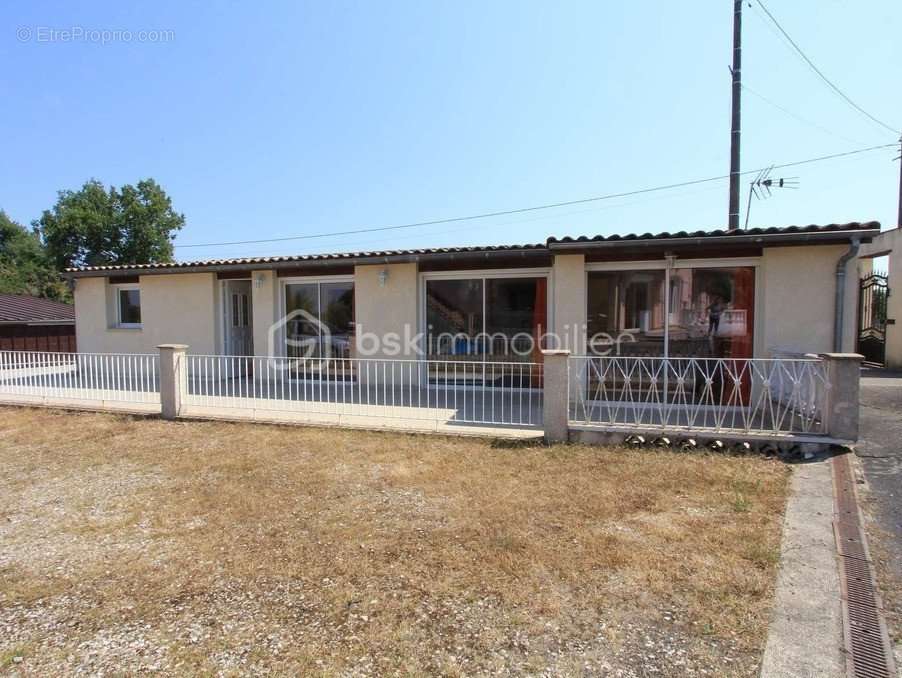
(0, 406, 790, 676)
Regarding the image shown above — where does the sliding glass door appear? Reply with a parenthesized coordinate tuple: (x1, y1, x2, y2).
(283, 280, 355, 363)
(586, 266, 755, 359)
(424, 274, 547, 385)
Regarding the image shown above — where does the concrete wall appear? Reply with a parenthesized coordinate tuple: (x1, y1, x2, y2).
(74, 273, 219, 354)
(759, 244, 858, 356)
(250, 270, 279, 357)
(354, 263, 419, 359)
(551, 254, 586, 354)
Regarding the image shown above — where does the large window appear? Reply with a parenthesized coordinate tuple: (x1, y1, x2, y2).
(425, 275, 547, 363)
(283, 280, 354, 359)
(586, 266, 755, 359)
(115, 285, 142, 328)
(587, 270, 666, 356)
(667, 267, 755, 359)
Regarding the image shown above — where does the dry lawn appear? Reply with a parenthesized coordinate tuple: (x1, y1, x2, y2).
(0, 406, 790, 676)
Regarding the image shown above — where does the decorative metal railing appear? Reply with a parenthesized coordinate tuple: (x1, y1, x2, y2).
(0, 350, 160, 405)
(184, 354, 543, 427)
(568, 356, 828, 436)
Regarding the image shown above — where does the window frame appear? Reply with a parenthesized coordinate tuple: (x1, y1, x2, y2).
(584, 257, 762, 358)
(113, 283, 142, 329)
(278, 274, 355, 359)
(418, 267, 553, 361)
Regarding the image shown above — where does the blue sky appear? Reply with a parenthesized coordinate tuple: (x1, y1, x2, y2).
(2, 1, 899, 262)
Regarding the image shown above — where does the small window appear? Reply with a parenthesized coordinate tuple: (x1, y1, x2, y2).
(116, 286, 142, 327)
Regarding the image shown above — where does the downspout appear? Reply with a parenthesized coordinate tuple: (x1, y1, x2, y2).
(834, 237, 860, 352)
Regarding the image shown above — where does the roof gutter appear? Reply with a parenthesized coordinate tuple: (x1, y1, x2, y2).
(834, 237, 861, 352)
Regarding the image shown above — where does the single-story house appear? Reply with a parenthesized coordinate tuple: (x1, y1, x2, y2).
(0, 294, 76, 352)
(63, 222, 880, 368)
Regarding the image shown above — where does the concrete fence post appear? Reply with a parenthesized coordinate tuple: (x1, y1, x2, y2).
(541, 349, 571, 444)
(820, 353, 863, 442)
(158, 344, 189, 420)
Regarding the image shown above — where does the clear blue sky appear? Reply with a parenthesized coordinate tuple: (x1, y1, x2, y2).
(2, 1, 899, 262)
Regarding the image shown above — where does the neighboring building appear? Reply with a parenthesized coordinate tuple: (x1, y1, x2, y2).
(64, 222, 879, 365)
(0, 294, 76, 352)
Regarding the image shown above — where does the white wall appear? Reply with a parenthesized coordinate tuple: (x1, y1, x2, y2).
(354, 263, 418, 359)
(551, 254, 586, 354)
(74, 273, 219, 354)
(759, 244, 858, 356)
(250, 270, 279, 357)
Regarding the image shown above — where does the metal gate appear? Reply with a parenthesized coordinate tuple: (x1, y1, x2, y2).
(858, 272, 889, 365)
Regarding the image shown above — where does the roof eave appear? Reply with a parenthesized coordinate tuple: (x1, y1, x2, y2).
(63, 247, 551, 279)
(546, 228, 879, 252)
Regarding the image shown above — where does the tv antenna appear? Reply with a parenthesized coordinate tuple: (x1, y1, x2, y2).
(744, 166, 799, 229)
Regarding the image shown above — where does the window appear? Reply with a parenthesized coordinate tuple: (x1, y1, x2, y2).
(586, 265, 755, 359)
(283, 280, 354, 359)
(425, 275, 548, 364)
(115, 285, 141, 328)
(667, 267, 755, 359)
(587, 270, 666, 356)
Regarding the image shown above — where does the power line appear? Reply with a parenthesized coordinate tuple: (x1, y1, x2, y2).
(753, 0, 899, 137)
(741, 82, 866, 146)
(175, 143, 897, 250)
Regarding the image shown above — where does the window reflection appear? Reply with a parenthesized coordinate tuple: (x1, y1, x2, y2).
(586, 267, 755, 359)
(587, 270, 666, 356)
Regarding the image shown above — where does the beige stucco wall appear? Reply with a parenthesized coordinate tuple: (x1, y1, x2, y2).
(250, 270, 279, 357)
(551, 254, 586, 354)
(354, 263, 419, 359)
(74, 273, 220, 354)
(759, 244, 858, 356)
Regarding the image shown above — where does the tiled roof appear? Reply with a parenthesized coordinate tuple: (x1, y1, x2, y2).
(546, 221, 881, 244)
(64, 243, 548, 273)
(64, 222, 880, 275)
(0, 294, 75, 323)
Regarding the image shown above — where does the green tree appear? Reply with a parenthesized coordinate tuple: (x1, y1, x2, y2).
(37, 178, 185, 270)
(0, 211, 68, 300)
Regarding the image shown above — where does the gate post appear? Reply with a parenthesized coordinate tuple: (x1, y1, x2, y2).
(158, 344, 189, 420)
(541, 349, 571, 443)
(820, 353, 863, 442)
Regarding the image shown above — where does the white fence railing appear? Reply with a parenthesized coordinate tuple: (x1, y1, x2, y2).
(184, 355, 543, 428)
(0, 351, 160, 406)
(1, 348, 853, 441)
(568, 356, 828, 436)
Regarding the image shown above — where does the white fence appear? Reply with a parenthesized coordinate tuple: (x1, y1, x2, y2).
(568, 355, 829, 436)
(0, 350, 159, 407)
(0, 348, 859, 443)
(183, 354, 543, 429)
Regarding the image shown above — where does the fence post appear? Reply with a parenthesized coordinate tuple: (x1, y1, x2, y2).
(541, 349, 571, 443)
(820, 353, 863, 441)
(158, 344, 189, 420)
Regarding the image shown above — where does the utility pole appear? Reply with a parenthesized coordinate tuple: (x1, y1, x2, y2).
(728, 0, 742, 230)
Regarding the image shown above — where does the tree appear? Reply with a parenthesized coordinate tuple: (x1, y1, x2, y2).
(0, 211, 68, 300)
(37, 179, 185, 270)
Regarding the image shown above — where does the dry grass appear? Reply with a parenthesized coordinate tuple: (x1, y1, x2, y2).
(0, 406, 790, 676)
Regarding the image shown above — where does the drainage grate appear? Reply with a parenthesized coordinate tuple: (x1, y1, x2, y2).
(831, 454, 897, 678)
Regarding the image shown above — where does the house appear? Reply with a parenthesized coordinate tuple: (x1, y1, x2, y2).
(0, 294, 76, 352)
(64, 222, 879, 367)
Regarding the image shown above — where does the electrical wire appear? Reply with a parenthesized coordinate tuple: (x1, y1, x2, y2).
(174, 143, 897, 250)
(753, 0, 899, 137)
(741, 82, 866, 146)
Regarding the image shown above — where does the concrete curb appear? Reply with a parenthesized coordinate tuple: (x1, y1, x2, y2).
(760, 456, 844, 677)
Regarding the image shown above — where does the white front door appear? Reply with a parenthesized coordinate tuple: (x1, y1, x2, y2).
(224, 280, 253, 356)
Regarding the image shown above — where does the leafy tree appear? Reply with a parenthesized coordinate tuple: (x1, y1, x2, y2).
(0, 211, 69, 301)
(37, 178, 185, 270)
